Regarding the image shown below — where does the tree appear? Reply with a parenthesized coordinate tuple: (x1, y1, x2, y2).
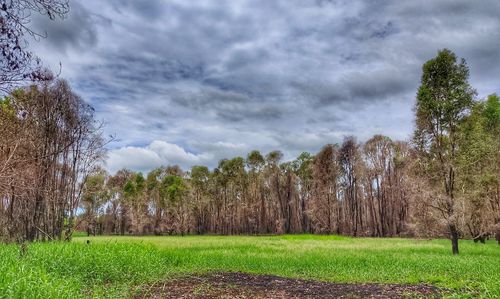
(81, 168, 109, 236)
(311, 145, 339, 233)
(190, 165, 210, 234)
(160, 174, 188, 234)
(0, 78, 104, 242)
(291, 152, 314, 232)
(245, 151, 265, 233)
(363, 135, 411, 237)
(413, 49, 476, 254)
(339, 137, 363, 236)
(457, 94, 500, 243)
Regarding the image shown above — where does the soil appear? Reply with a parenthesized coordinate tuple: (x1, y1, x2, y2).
(135, 272, 441, 298)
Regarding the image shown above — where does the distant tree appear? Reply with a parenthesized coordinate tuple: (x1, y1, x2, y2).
(81, 168, 109, 236)
(245, 151, 265, 233)
(311, 145, 339, 233)
(190, 165, 210, 234)
(413, 49, 476, 254)
(146, 168, 163, 235)
(363, 135, 411, 237)
(339, 137, 363, 236)
(108, 169, 133, 235)
(160, 174, 188, 234)
(123, 172, 149, 234)
(291, 152, 314, 232)
(247, 150, 265, 172)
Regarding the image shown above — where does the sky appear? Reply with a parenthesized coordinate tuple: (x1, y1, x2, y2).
(29, 0, 500, 174)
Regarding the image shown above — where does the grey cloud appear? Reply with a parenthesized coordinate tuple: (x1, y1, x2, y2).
(172, 87, 284, 122)
(32, 2, 97, 52)
(86, 55, 206, 83)
(293, 67, 417, 107)
(110, 0, 165, 20)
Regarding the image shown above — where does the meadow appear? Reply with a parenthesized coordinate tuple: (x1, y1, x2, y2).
(0, 235, 498, 298)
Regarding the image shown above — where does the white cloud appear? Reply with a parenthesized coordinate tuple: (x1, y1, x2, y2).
(106, 146, 163, 174)
(106, 141, 209, 174)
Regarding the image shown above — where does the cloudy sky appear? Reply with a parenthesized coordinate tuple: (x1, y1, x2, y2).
(30, 0, 500, 174)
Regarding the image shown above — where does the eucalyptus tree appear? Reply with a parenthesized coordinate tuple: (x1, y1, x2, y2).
(81, 168, 109, 236)
(160, 174, 188, 234)
(217, 157, 246, 234)
(457, 94, 500, 243)
(190, 165, 210, 234)
(245, 150, 265, 233)
(291, 152, 314, 233)
(413, 49, 476, 254)
(312, 145, 339, 233)
(363, 136, 411, 236)
(122, 172, 148, 234)
(146, 167, 164, 234)
(339, 137, 363, 236)
(107, 169, 133, 235)
(265, 151, 286, 233)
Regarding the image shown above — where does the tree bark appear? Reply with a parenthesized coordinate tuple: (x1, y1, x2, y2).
(449, 224, 459, 255)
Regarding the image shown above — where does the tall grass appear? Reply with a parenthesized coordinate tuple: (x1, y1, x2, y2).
(0, 235, 498, 298)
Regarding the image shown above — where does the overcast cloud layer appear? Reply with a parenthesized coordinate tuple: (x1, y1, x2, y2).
(30, 0, 500, 174)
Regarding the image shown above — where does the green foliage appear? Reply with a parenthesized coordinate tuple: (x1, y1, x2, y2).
(123, 180, 136, 198)
(82, 172, 108, 205)
(457, 94, 500, 235)
(291, 152, 313, 177)
(220, 157, 246, 177)
(146, 168, 162, 191)
(134, 173, 145, 193)
(266, 150, 283, 165)
(483, 94, 500, 132)
(190, 165, 210, 188)
(160, 175, 187, 205)
(0, 96, 15, 118)
(414, 48, 476, 154)
(246, 150, 265, 171)
(122, 173, 146, 201)
(0, 236, 498, 298)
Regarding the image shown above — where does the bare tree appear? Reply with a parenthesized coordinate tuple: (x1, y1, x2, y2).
(0, 78, 104, 242)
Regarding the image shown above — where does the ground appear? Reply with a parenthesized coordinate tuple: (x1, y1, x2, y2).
(135, 272, 440, 298)
(0, 235, 498, 298)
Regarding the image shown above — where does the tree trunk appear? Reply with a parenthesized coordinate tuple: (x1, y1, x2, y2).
(449, 224, 459, 255)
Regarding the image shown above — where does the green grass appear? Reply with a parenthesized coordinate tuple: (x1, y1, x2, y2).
(0, 235, 498, 298)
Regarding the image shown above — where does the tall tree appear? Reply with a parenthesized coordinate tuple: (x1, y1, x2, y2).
(312, 145, 339, 233)
(413, 49, 476, 254)
(291, 152, 314, 233)
(339, 137, 363, 236)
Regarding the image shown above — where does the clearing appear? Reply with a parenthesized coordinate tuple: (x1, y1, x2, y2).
(0, 235, 498, 298)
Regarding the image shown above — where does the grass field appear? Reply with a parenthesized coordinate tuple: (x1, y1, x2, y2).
(0, 235, 498, 298)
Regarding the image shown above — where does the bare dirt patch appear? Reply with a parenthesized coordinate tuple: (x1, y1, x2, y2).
(135, 272, 440, 298)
